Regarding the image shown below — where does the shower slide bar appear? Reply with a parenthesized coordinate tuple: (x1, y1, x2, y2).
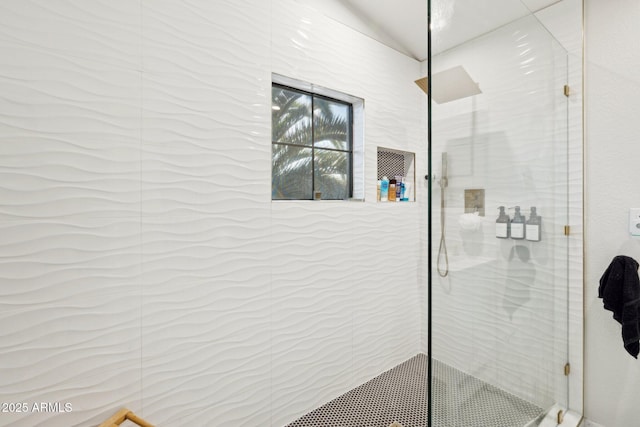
(98, 408, 154, 427)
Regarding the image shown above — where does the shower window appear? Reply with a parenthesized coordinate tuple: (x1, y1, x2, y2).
(271, 83, 353, 200)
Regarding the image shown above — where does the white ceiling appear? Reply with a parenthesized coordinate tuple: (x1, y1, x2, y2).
(338, 0, 428, 60)
(336, 0, 563, 61)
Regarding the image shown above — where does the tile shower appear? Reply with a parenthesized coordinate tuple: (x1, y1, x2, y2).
(0, 0, 582, 426)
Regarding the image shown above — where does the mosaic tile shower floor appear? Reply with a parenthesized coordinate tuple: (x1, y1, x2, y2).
(286, 353, 544, 427)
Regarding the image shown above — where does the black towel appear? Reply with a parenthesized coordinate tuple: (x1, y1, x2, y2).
(599, 255, 640, 358)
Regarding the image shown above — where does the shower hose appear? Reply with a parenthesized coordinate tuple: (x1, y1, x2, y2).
(437, 181, 449, 277)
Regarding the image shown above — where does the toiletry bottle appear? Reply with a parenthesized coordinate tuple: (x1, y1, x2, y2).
(395, 176, 402, 201)
(404, 181, 411, 202)
(526, 207, 541, 242)
(380, 176, 389, 202)
(389, 179, 396, 202)
(400, 182, 406, 201)
(377, 180, 381, 201)
(510, 206, 526, 239)
(496, 206, 510, 238)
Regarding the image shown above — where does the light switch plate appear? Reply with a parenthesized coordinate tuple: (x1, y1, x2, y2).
(630, 208, 640, 236)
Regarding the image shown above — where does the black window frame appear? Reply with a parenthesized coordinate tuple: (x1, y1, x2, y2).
(271, 82, 354, 200)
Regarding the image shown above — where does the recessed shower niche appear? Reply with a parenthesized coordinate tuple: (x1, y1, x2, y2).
(377, 147, 415, 202)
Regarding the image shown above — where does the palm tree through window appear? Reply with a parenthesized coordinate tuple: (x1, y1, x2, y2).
(272, 83, 353, 200)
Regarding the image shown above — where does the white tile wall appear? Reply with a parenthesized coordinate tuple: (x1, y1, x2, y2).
(584, 1, 640, 426)
(0, 0, 425, 426)
(270, 1, 424, 422)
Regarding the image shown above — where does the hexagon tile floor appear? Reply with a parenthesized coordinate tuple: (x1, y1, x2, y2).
(286, 353, 544, 427)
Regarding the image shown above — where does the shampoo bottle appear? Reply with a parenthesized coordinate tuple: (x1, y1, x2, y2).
(380, 176, 389, 202)
(526, 207, 541, 242)
(389, 179, 396, 202)
(511, 206, 526, 240)
(496, 206, 510, 238)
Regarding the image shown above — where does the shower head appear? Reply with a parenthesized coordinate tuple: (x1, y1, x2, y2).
(415, 65, 482, 104)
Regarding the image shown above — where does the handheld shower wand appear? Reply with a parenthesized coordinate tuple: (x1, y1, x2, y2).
(437, 153, 449, 277)
(440, 152, 448, 189)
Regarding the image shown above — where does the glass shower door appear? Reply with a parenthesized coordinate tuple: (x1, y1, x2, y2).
(428, 1, 570, 426)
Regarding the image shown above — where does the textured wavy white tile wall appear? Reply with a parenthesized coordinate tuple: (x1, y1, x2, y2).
(141, 0, 273, 425)
(270, 1, 425, 423)
(0, 1, 143, 426)
(0, 0, 425, 426)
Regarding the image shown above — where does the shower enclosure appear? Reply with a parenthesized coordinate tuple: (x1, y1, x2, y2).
(273, 1, 582, 426)
(0, 0, 583, 426)
(427, 0, 583, 426)
(269, 0, 582, 425)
